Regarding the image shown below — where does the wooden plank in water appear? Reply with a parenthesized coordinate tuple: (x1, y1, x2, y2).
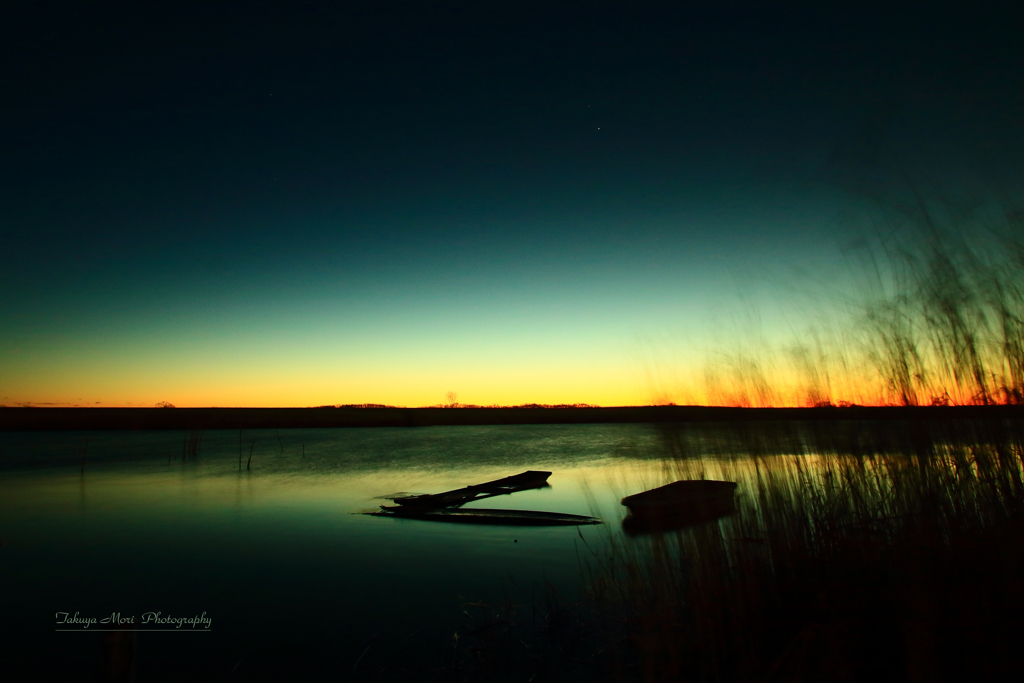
(390, 470, 552, 508)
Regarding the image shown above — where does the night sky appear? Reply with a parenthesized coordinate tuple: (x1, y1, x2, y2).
(2, 1, 1021, 407)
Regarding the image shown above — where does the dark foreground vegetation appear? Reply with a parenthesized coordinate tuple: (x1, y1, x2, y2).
(382, 417, 1023, 682)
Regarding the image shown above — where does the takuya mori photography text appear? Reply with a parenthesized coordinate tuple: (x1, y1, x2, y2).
(54, 611, 212, 631)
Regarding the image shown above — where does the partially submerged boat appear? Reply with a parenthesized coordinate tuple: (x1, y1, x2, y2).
(369, 470, 601, 527)
(621, 479, 737, 534)
(371, 506, 601, 526)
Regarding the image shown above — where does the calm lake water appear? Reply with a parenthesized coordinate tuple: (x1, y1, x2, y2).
(1, 424, 690, 680)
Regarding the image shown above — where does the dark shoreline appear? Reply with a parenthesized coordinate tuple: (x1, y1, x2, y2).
(2, 405, 1022, 431)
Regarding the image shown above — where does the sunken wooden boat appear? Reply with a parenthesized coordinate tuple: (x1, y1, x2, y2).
(621, 479, 737, 534)
(388, 470, 552, 508)
(369, 470, 601, 526)
(371, 506, 601, 526)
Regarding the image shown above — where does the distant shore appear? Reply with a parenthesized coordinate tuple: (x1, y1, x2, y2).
(1, 404, 1021, 431)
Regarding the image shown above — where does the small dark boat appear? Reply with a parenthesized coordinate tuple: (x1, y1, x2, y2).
(622, 479, 737, 513)
(370, 506, 601, 526)
(390, 470, 552, 508)
(621, 480, 737, 535)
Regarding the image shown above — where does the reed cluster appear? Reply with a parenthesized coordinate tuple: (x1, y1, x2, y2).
(857, 229, 1024, 407)
(582, 418, 1024, 681)
(666, 178, 1024, 410)
(182, 429, 202, 459)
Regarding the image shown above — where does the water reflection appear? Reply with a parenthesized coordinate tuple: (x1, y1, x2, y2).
(0, 424, 670, 680)
(9, 421, 1013, 679)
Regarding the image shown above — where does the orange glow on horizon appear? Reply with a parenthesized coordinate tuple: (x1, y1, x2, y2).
(3, 379, 1007, 410)
(4, 336, 1018, 409)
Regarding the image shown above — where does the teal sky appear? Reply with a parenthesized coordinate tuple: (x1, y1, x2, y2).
(1, 2, 1020, 406)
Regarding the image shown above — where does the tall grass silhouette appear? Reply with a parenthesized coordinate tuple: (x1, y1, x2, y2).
(578, 418, 1024, 681)
(858, 227, 1024, 406)
(577, 164, 1024, 680)
(666, 166, 1023, 409)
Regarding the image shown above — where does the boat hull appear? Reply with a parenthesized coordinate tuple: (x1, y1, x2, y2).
(621, 480, 737, 534)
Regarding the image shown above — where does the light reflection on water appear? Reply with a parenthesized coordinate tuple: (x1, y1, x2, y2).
(1, 424, 688, 679)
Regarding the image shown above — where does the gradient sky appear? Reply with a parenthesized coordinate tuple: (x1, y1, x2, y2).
(1, 1, 1021, 407)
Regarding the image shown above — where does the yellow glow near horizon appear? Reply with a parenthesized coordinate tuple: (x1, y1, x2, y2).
(0, 352, 915, 409)
(0, 356, 650, 408)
